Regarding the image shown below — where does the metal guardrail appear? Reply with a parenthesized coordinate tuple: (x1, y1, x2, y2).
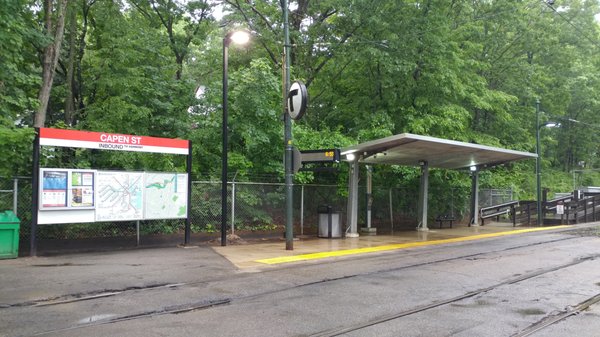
(479, 200, 519, 226)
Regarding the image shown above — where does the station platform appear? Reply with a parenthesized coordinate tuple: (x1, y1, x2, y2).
(212, 223, 570, 269)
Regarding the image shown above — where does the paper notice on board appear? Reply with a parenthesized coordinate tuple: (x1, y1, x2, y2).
(70, 171, 95, 207)
(41, 170, 68, 207)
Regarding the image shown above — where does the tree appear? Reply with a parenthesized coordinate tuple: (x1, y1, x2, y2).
(35, 0, 68, 127)
(0, 0, 42, 125)
(129, 0, 215, 80)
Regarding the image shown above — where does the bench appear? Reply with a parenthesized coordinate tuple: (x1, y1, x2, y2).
(435, 215, 455, 228)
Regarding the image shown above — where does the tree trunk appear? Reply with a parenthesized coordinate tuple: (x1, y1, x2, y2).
(34, 0, 68, 128)
(64, 1, 76, 126)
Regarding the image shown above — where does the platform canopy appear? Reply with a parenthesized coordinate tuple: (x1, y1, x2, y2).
(340, 133, 537, 235)
(340, 133, 537, 169)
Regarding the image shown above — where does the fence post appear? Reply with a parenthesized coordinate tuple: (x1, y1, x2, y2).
(592, 197, 595, 222)
(13, 178, 18, 215)
(389, 188, 394, 235)
(231, 182, 235, 235)
(136, 220, 140, 246)
(511, 204, 516, 227)
(300, 185, 304, 236)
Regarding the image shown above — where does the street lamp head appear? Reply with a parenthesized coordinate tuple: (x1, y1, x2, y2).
(541, 121, 560, 128)
(225, 30, 250, 47)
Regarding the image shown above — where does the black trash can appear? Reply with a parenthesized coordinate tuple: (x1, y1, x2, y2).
(317, 205, 341, 238)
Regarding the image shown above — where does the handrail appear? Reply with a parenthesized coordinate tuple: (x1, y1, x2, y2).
(479, 200, 518, 226)
(547, 195, 572, 204)
(480, 200, 519, 213)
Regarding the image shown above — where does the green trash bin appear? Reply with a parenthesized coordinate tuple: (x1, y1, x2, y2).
(0, 211, 20, 259)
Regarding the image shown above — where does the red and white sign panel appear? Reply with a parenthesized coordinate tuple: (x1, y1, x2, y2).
(39, 128, 189, 155)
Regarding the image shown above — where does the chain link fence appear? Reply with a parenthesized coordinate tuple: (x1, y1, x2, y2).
(0, 176, 512, 255)
(479, 188, 514, 208)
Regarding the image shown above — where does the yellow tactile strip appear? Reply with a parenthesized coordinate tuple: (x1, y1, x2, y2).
(255, 226, 571, 265)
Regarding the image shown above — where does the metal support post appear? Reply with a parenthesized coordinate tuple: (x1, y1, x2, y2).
(535, 98, 543, 226)
(221, 37, 230, 246)
(366, 165, 372, 229)
(184, 140, 192, 245)
(283, 0, 294, 250)
(136, 220, 140, 246)
(417, 161, 429, 231)
(30, 129, 40, 257)
(470, 168, 479, 226)
(346, 158, 360, 237)
(300, 185, 304, 236)
(361, 165, 376, 235)
(231, 182, 235, 235)
(389, 188, 394, 235)
(13, 178, 18, 215)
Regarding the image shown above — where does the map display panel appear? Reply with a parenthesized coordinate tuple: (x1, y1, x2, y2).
(144, 173, 188, 219)
(96, 171, 144, 221)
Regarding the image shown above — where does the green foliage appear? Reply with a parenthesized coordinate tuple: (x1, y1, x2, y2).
(0, 0, 43, 122)
(3, 0, 600, 235)
(78, 1, 194, 138)
(0, 127, 35, 176)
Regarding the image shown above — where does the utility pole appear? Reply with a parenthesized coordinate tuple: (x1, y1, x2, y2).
(535, 98, 543, 226)
(282, 0, 294, 250)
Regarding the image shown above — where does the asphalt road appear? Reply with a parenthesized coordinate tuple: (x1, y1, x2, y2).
(1, 225, 600, 337)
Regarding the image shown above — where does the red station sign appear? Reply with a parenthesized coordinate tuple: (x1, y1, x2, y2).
(39, 128, 189, 155)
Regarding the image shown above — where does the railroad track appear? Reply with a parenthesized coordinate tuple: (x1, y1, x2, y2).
(309, 255, 600, 337)
(4, 234, 598, 336)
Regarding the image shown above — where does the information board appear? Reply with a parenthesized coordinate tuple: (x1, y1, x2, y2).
(95, 171, 144, 221)
(144, 173, 188, 219)
(32, 128, 192, 254)
(40, 169, 96, 210)
(38, 169, 188, 224)
(70, 170, 95, 208)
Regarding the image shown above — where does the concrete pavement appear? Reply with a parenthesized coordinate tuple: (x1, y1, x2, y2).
(2, 223, 600, 337)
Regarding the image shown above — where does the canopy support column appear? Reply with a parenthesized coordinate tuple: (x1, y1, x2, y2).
(361, 165, 376, 235)
(417, 160, 429, 231)
(346, 157, 360, 237)
(470, 167, 480, 226)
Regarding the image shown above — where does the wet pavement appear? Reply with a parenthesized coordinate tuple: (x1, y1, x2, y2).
(2, 223, 600, 337)
(213, 223, 566, 268)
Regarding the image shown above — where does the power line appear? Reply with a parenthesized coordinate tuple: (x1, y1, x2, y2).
(548, 114, 600, 130)
(541, 0, 600, 50)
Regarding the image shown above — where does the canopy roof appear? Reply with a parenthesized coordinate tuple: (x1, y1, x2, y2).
(340, 133, 536, 169)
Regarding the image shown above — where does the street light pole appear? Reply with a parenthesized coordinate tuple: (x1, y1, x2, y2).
(222, 31, 250, 246)
(536, 98, 542, 226)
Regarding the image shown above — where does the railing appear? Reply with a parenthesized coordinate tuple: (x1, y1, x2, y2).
(513, 201, 535, 225)
(553, 195, 600, 225)
(479, 200, 519, 226)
